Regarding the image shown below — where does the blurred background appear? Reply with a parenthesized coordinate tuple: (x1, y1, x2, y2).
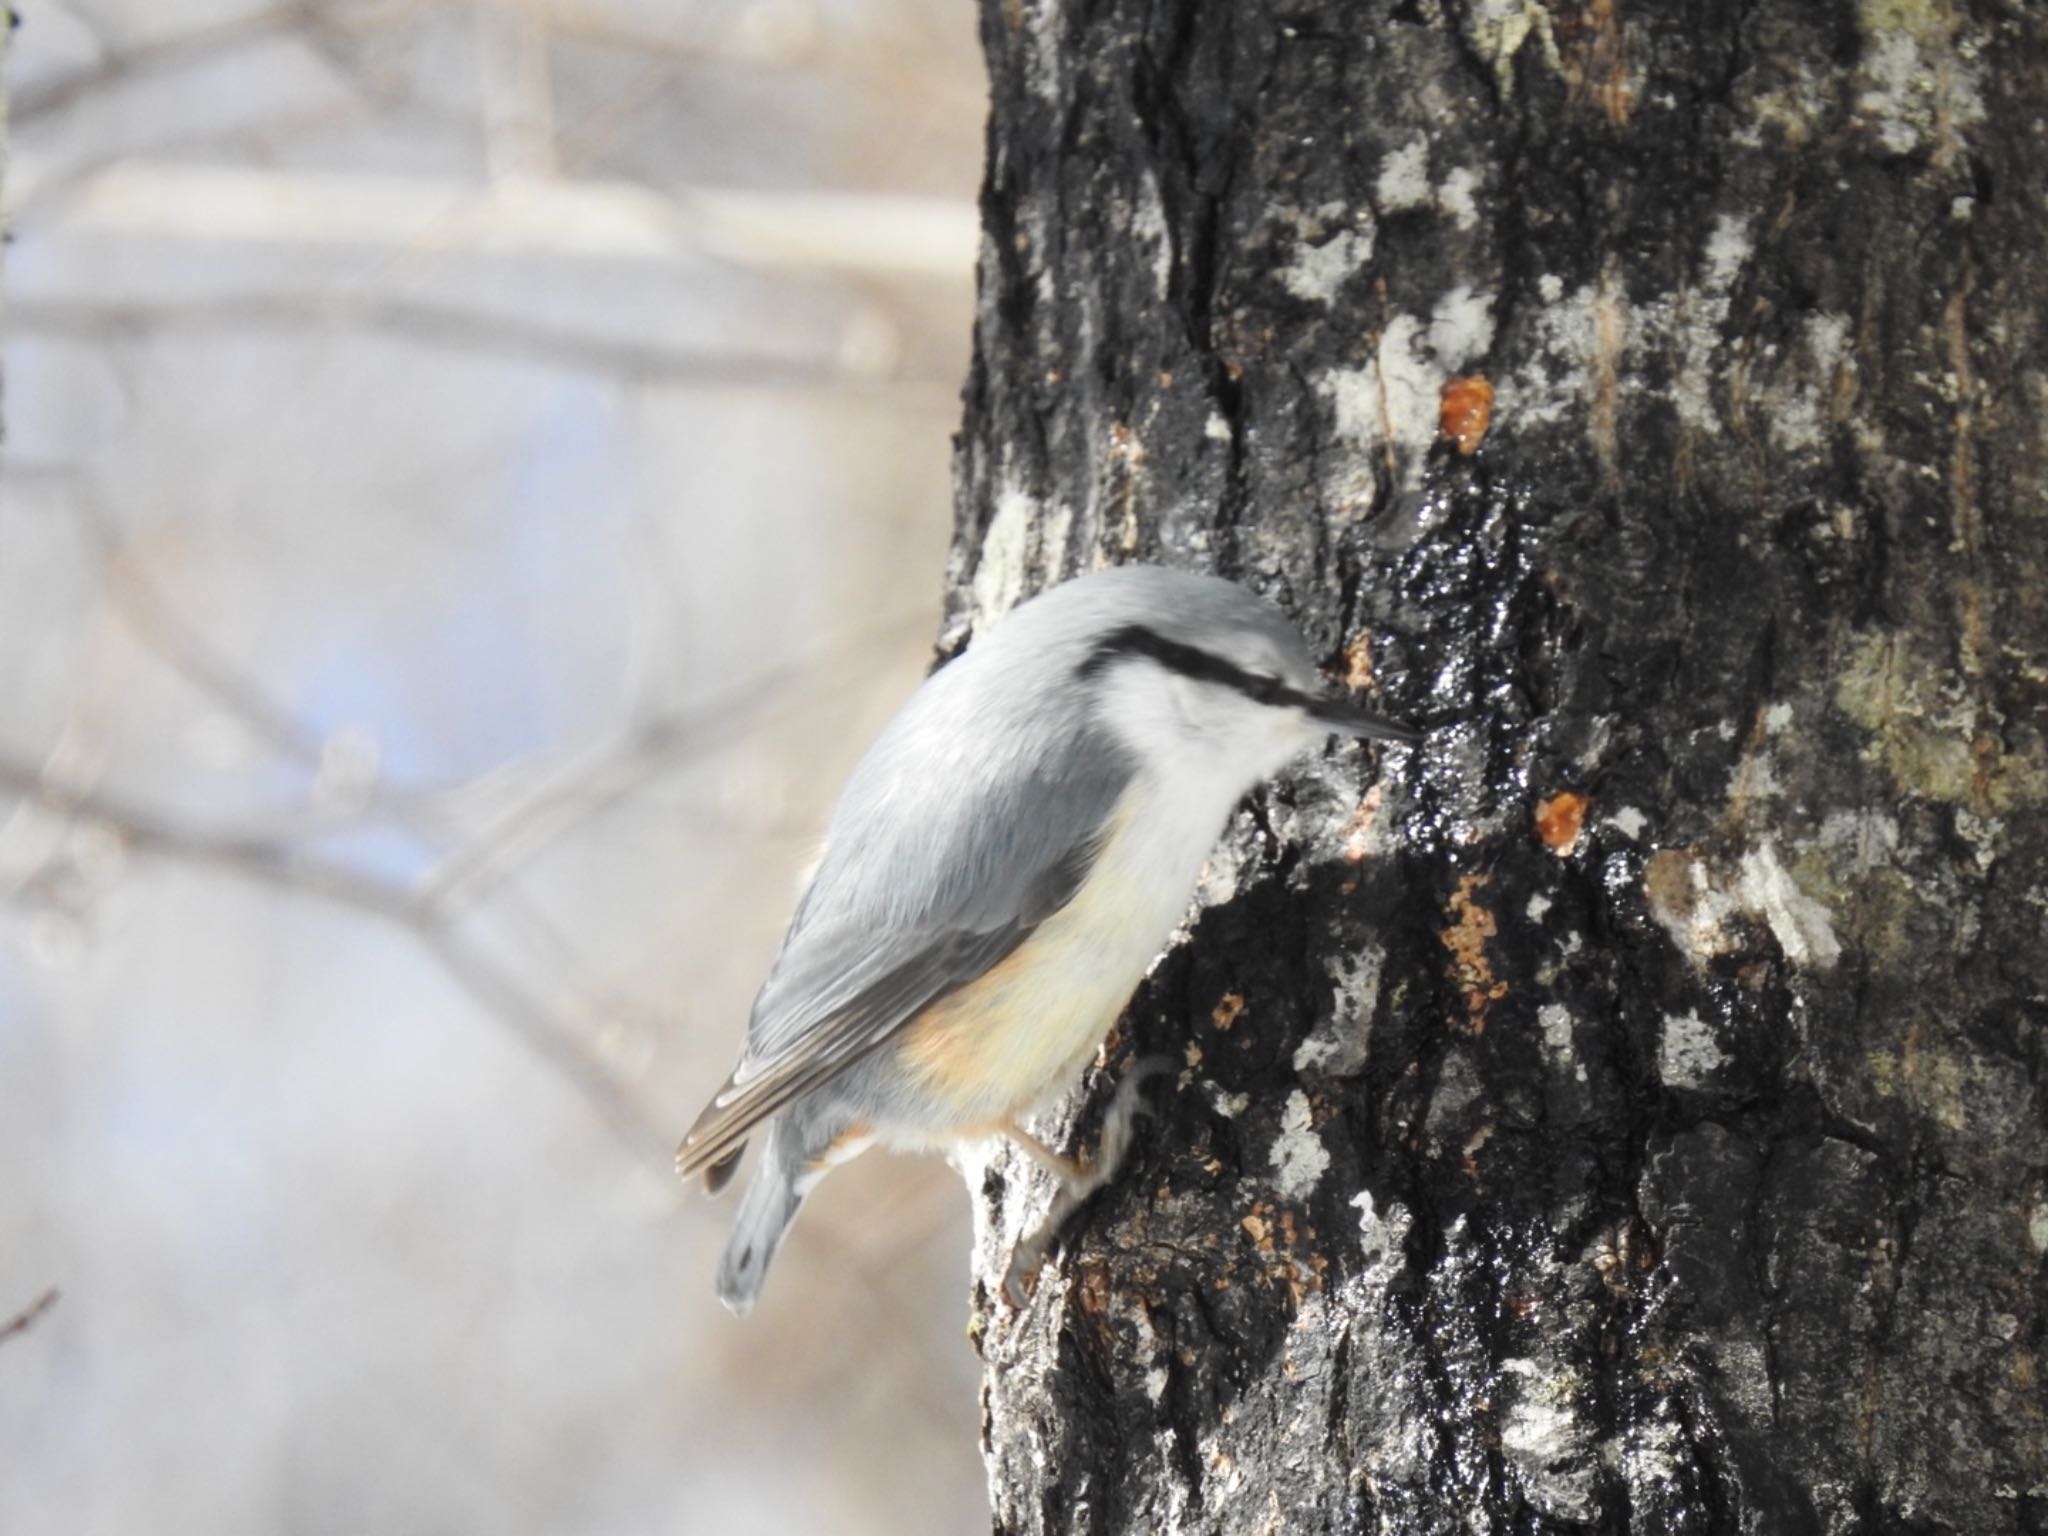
(0, 1, 989, 1530)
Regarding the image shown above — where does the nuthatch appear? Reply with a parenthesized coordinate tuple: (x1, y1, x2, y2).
(677, 565, 1417, 1314)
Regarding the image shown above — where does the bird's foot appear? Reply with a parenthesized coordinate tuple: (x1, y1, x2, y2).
(1000, 1055, 1175, 1307)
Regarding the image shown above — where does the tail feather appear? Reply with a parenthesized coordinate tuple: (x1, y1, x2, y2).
(717, 1147, 804, 1316)
(703, 1143, 744, 1195)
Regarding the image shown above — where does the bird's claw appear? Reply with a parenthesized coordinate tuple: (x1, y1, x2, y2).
(1002, 1237, 1047, 1309)
(999, 1054, 1177, 1309)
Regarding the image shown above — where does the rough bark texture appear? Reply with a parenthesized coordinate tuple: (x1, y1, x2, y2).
(945, 2, 2048, 1532)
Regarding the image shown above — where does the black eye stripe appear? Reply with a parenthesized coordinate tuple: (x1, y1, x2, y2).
(1078, 624, 1318, 711)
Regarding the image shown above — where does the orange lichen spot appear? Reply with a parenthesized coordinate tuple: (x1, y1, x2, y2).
(1534, 790, 1589, 856)
(1439, 872, 1508, 1030)
(1342, 631, 1375, 690)
(1341, 784, 1384, 863)
(1461, 1123, 1496, 1178)
(1439, 374, 1495, 455)
(1211, 993, 1247, 1032)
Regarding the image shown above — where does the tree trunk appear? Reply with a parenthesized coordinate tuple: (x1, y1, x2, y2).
(946, 2, 2047, 1531)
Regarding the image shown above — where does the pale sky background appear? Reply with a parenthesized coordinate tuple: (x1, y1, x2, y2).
(0, 3, 991, 1530)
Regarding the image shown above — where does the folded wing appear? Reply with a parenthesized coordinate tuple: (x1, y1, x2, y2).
(677, 732, 1130, 1181)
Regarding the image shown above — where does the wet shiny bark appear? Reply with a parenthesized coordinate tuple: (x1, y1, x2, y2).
(947, 2, 2048, 1532)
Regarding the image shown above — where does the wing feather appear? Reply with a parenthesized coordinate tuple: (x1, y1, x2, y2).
(675, 770, 1122, 1179)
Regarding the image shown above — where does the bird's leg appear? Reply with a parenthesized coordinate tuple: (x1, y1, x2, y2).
(1002, 1124, 1090, 1188)
(1002, 1056, 1175, 1306)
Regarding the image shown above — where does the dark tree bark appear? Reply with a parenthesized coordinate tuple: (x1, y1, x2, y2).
(944, 2, 2048, 1532)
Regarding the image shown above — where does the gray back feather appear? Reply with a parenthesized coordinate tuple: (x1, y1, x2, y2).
(677, 566, 1305, 1171)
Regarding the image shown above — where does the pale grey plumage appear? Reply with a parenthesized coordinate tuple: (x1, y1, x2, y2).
(680, 565, 1415, 1314)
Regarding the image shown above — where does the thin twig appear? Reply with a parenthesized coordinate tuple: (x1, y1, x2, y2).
(416, 612, 927, 905)
(11, 298, 953, 396)
(15, 4, 322, 122)
(0, 756, 670, 1166)
(0, 1288, 60, 1348)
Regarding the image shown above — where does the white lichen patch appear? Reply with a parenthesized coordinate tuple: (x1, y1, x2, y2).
(1806, 310, 1853, 381)
(1768, 391, 1824, 455)
(2027, 1200, 2048, 1255)
(1269, 1089, 1330, 1200)
(1439, 167, 1482, 232)
(1278, 221, 1376, 304)
(1647, 853, 1743, 961)
(1204, 1081, 1250, 1119)
(1501, 1359, 1599, 1522)
(1458, 0, 1562, 98)
(1425, 1050, 1483, 1140)
(1737, 842, 1841, 967)
(1615, 1416, 1690, 1507)
(1854, 0, 1986, 157)
(1321, 303, 1481, 490)
(1646, 840, 1842, 971)
(1671, 214, 1752, 432)
(1819, 807, 1901, 872)
(1375, 137, 1432, 211)
(1019, 0, 1066, 107)
(1605, 806, 1649, 840)
(1192, 813, 1257, 911)
(1527, 892, 1554, 921)
(1512, 211, 1843, 448)
(1768, 310, 1855, 454)
(1321, 365, 1380, 448)
(1727, 743, 1785, 805)
(1952, 807, 2003, 873)
(952, 1135, 1033, 1283)
(1427, 284, 1497, 369)
(1658, 1009, 1728, 1089)
(1132, 173, 1174, 300)
(1702, 212, 1754, 289)
(971, 482, 1036, 627)
(971, 479, 1071, 631)
(1294, 945, 1383, 1076)
(1038, 504, 1073, 585)
(1351, 1189, 1413, 1278)
(1504, 280, 1600, 429)
(1539, 1003, 1586, 1083)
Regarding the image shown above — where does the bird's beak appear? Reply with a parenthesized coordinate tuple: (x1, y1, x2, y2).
(1311, 695, 1423, 744)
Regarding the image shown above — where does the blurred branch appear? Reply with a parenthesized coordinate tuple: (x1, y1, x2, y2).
(0, 1287, 60, 1348)
(27, 495, 660, 1035)
(0, 754, 673, 1167)
(7, 493, 923, 1167)
(71, 492, 328, 770)
(476, 0, 558, 180)
(417, 611, 928, 905)
(11, 296, 952, 395)
(57, 482, 927, 883)
(31, 162, 979, 277)
(14, 3, 325, 123)
(37, 485, 928, 1022)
